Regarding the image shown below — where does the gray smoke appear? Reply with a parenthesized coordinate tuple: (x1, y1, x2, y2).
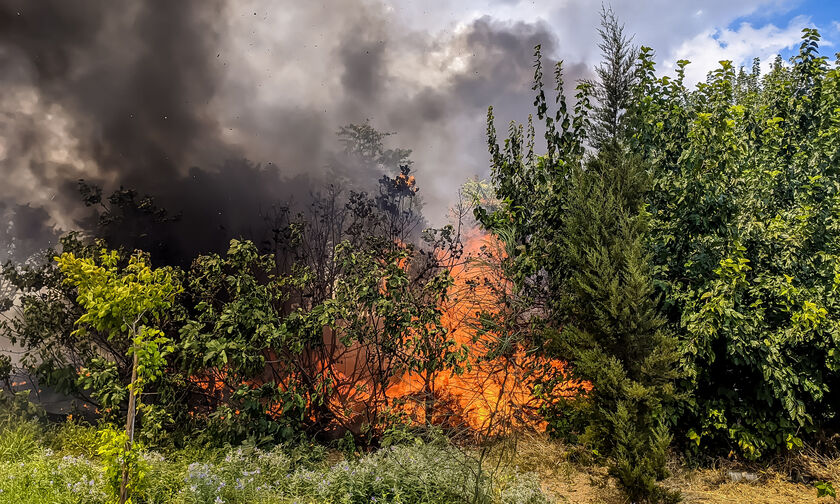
(0, 0, 592, 263)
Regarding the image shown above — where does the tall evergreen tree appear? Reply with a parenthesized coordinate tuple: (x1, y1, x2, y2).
(560, 145, 680, 503)
(590, 6, 638, 147)
(478, 45, 680, 502)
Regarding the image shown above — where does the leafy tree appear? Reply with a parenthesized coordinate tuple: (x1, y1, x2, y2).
(337, 121, 413, 170)
(475, 45, 590, 318)
(1, 234, 103, 402)
(337, 122, 427, 246)
(307, 238, 457, 441)
(56, 248, 180, 503)
(179, 239, 318, 442)
(629, 29, 840, 457)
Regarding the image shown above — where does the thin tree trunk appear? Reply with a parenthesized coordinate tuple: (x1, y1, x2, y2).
(119, 345, 139, 504)
(423, 374, 435, 424)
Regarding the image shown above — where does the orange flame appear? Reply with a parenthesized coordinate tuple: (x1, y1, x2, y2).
(384, 229, 584, 434)
(183, 229, 584, 437)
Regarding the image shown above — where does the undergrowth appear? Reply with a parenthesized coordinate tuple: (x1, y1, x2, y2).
(0, 408, 550, 504)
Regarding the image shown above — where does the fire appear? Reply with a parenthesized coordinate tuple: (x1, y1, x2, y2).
(384, 229, 583, 434)
(182, 228, 584, 437)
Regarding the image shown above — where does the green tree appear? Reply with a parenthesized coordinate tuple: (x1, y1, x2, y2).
(558, 146, 680, 502)
(589, 5, 638, 147)
(301, 236, 466, 443)
(475, 45, 590, 317)
(179, 239, 320, 442)
(477, 45, 679, 501)
(56, 248, 180, 503)
(1, 234, 97, 401)
(629, 29, 840, 457)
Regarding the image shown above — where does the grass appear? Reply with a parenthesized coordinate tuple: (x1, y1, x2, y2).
(0, 403, 837, 504)
(509, 433, 840, 503)
(0, 416, 551, 504)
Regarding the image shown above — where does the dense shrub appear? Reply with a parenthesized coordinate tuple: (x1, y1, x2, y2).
(630, 29, 840, 458)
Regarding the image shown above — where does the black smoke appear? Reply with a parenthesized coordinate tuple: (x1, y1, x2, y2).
(0, 0, 592, 265)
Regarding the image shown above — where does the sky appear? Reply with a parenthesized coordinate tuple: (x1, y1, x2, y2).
(0, 0, 838, 261)
(392, 0, 839, 82)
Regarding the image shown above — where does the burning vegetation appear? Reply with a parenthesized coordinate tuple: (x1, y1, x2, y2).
(179, 201, 584, 443)
(3, 6, 840, 504)
(0, 120, 581, 452)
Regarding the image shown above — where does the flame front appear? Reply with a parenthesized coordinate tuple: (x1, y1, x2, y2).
(185, 229, 585, 436)
(383, 229, 584, 434)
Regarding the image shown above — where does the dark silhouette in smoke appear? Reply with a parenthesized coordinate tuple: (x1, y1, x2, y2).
(0, 203, 60, 263)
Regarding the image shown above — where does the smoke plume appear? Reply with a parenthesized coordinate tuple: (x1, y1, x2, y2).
(0, 0, 591, 264)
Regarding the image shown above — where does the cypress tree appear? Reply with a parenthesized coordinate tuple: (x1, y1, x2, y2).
(590, 6, 638, 147)
(559, 144, 680, 503)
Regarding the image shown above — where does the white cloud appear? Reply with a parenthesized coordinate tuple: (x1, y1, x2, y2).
(663, 15, 809, 84)
(389, 1, 808, 82)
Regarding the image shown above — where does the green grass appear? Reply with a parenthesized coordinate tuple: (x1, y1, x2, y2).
(0, 450, 107, 504)
(0, 416, 550, 504)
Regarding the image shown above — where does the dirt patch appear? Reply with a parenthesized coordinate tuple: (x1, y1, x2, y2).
(666, 468, 826, 503)
(509, 434, 838, 504)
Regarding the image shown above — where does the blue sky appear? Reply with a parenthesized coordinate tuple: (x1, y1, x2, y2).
(733, 0, 840, 59)
(738, 0, 840, 30)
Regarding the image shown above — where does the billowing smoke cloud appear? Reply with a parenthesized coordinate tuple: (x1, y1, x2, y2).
(0, 0, 591, 264)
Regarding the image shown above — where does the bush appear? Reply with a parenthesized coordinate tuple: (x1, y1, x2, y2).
(0, 413, 550, 504)
(630, 29, 840, 457)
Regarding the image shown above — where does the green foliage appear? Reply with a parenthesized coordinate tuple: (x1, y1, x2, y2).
(56, 247, 180, 413)
(559, 148, 681, 503)
(816, 480, 837, 498)
(0, 410, 107, 503)
(45, 418, 101, 459)
(300, 236, 467, 441)
(0, 233, 100, 399)
(0, 390, 46, 424)
(97, 426, 148, 503)
(629, 29, 840, 458)
(56, 247, 180, 503)
(478, 42, 680, 501)
(475, 45, 589, 313)
(589, 5, 638, 147)
(608, 407, 677, 503)
(0, 421, 40, 462)
(179, 238, 307, 442)
(0, 416, 549, 504)
(0, 355, 10, 390)
(155, 441, 548, 504)
(0, 451, 108, 504)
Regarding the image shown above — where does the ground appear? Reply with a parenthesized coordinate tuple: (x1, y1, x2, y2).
(1, 410, 837, 504)
(510, 433, 839, 503)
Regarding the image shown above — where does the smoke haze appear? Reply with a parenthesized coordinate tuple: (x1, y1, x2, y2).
(0, 0, 592, 263)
